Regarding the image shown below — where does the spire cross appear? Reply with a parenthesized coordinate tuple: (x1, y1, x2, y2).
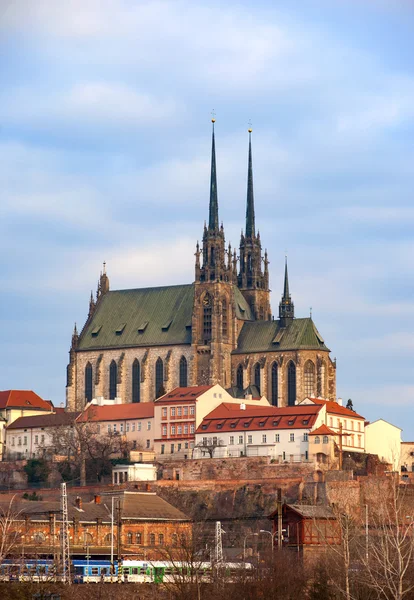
(211, 109, 216, 122)
(310, 307, 312, 318)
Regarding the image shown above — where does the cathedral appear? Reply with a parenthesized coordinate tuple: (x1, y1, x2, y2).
(66, 122, 336, 412)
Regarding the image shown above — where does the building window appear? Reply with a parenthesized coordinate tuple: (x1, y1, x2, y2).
(304, 433, 308, 442)
(171, 425, 176, 435)
(161, 445, 165, 455)
(229, 436, 234, 445)
(120, 423, 124, 433)
(271, 362, 278, 406)
(132, 423, 135, 432)
(34, 435, 38, 445)
(179, 356, 188, 387)
(109, 360, 117, 399)
(236, 364, 243, 391)
(184, 425, 188, 434)
(149, 533, 155, 546)
(127, 532, 133, 544)
(113, 424, 117, 432)
(147, 421, 151, 431)
(190, 406, 195, 416)
(287, 361, 296, 406)
(304, 360, 315, 397)
(222, 300, 228, 337)
(358, 435, 362, 447)
(184, 406, 188, 416)
(171, 444, 175, 453)
(132, 359, 140, 403)
(177, 425, 182, 435)
(162, 407, 167, 418)
(314, 436, 320, 444)
(107, 424, 111, 433)
(177, 407, 182, 417)
(275, 434, 280, 443)
(41, 435, 45, 444)
(289, 433, 295, 442)
(146, 440, 150, 449)
(85, 362, 93, 403)
(155, 357, 164, 398)
(203, 294, 212, 341)
(254, 362, 261, 394)
(23, 436, 27, 446)
(177, 443, 181, 451)
(137, 422, 141, 431)
(247, 435, 252, 444)
(171, 407, 176, 417)
(136, 532, 142, 544)
(262, 434, 267, 444)
(190, 424, 195, 434)
(238, 435, 243, 445)
(162, 425, 167, 436)
(323, 435, 329, 444)
(158, 534, 164, 546)
(358, 422, 361, 432)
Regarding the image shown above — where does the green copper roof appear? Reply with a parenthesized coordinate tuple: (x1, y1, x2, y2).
(78, 283, 253, 351)
(233, 318, 330, 354)
(78, 284, 195, 350)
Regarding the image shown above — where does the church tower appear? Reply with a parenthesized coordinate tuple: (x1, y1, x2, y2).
(279, 257, 294, 327)
(238, 129, 271, 320)
(192, 120, 236, 387)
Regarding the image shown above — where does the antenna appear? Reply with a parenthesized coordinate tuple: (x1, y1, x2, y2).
(61, 482, 71, 584)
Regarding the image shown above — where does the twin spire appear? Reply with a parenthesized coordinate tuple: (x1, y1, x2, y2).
(209, 120, 219, 231)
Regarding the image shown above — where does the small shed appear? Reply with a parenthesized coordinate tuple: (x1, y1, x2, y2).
(268, 503, 341, 553)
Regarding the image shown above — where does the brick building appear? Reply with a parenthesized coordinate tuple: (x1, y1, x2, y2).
(66, 124, 336, 412)
(0, 491, 190, 561)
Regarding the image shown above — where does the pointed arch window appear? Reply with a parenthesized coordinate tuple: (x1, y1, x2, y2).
(132, 359, 140, 403)
(304, 360, 315, 398)
(179, 356, 188, 388)
(236, 364, 243, 391)
(254, 362, 261, 395)
(271, 362, 278, 407)
(287, 361, 296, 407)
(109, 360, 117, 399)
(155, 357, 164, 399)
(203, 294, 212, 342)
(85, 362, 93, 404)
(222, 300, 228, 337)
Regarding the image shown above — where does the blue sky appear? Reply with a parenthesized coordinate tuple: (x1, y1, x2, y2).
(1, 0, 413, 438)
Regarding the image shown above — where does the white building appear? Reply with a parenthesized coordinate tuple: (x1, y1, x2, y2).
(153, 384, 270, 458)
(299, 398, 366, 453)
(365, 419, 402, 470)
(112, 463, 157, 484)
(194, 402, 325, 461)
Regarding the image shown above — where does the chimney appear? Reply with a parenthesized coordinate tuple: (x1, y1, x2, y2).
(94, 494, 101, 505)
(240, 403, 246, 411)
(75, 496, 82, 510)
(337, 398, 343, 406)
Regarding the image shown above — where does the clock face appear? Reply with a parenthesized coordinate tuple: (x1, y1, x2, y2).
(203, 295, 211, 306)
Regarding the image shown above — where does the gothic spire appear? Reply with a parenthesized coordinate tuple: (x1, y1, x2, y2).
(283, 256, 290, 300)
(208, 119, 219, 231)
(245, 128, 255, 238)
(279, 256, 294, 326)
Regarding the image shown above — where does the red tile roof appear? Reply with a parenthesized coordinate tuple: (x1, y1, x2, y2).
(155, 386, 213, 404)
(0, 390, 53, 411)
(77, 402, 154, 423)
(7, 412, 80, 430)
(305, 398, 364, 420)
(309, 424, 337, 436)
(196, 403, 322, 434)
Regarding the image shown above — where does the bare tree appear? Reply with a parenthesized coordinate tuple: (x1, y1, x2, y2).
(0, 495, 23, 565)
(360, 478, 414, 600)
(193, 438, 225, 459)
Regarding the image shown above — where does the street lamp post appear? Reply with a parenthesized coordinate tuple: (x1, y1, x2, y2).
(259, 529, 274, 558)
(243, 532, 258, 564)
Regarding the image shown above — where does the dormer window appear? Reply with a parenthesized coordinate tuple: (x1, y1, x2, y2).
(217, 424, 223, 429)
(230, 423, 236, 429)
(288, 420, 294, 426)
(201, 424, 208, 430)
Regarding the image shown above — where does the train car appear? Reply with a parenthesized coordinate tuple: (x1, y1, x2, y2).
(0, 559, 55, 582)
(119, 560, 253, 584)
(72, 560, 116, 584)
